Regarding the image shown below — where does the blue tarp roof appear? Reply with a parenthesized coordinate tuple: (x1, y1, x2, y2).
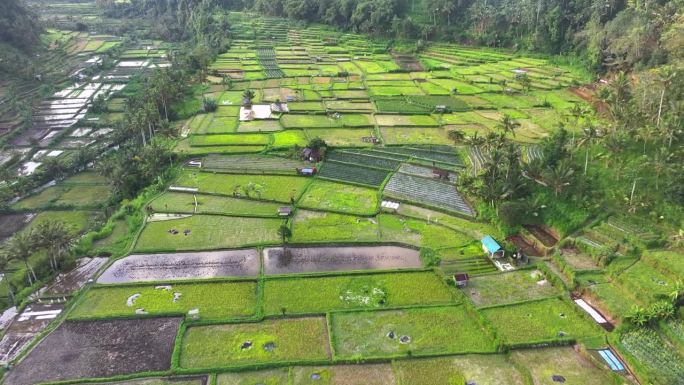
(481, 236, 502, 253)
(598, 349, 625, 371)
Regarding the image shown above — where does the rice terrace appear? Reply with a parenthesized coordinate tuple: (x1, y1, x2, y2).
(0, 0, 682, 384)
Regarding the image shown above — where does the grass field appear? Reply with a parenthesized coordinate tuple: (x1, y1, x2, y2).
(70, 281, 257, 320)
(297, 180, 379, 215)
(331, 306, 497, 358)
(463, 269, 561, 307)
(481, 298, 603, 345)
(180, 317, 331, 368)
(134, 215, 283, 251)
(174, 171, 309, 202)
(510, 347, 617, 385)
(151, 192, 281, 217)
(291, 210, 380, 243)
(263, 271, 457, 315)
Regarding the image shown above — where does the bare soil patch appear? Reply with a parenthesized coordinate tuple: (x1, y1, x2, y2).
(0, 213, 34, 242)
(98, 249, 260, 283)
(560, 247, 600, 270)
(263, 245, 421, 274)
(3, 317, 182, 385)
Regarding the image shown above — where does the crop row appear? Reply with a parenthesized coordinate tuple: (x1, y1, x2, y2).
(467, 146, 489, 172)
(327, 151, 402, 171)
(318, 161, 390, 187)
(620, 328, 684, 385)
(373, 147, 464, 167)
(398, 163, 457, 183)
(384, 172, 474, 216)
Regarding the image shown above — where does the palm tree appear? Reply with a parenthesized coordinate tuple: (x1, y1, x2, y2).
(577, 125, 600, 175)
(34, 221, 75, 272)
(0, 255, 16, 305)
(465, 132, 485, 147)
(2, 231, 37, 286)
(541, 160, 575, 197)
(447, 129, 465, 144)
(655, 66, 676, 128)
(650, 147, 672, 191)
(497, 114, 520, 138)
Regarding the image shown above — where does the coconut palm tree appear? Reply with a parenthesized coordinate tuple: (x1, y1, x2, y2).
(577, 125, 600, 175)
(649, 147, 673, 191)
(541, 160, 575, 197)
(2, 231, 37, 286)
(34, 221, 75, 272)
(497, 114, 520, 138)
(0, 255, 16, 305)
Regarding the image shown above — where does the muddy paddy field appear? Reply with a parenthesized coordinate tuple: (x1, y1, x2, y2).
(44, 256, 108, 295)
(98, 249, 260, 283)
(263, 245, 421, 275)
(3, 317, 182, 385)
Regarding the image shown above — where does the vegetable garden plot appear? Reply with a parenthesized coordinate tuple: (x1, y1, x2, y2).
(398, 163, 457, 183)
(620, 328, 684, 385)
(372, 147, 464, 167)
(318, 161, 391, 187)
(201, 154, 308, 174)
(384, 173, 474, 216)
(180, 317, 331, 368)
(327, 151, 401, 170)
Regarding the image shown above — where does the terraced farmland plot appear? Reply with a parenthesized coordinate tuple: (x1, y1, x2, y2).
(174, 171, 309, 202)
(373, 147, 464, 167)
(331, 306, 497, 358)
(327, 151, 402, 170)
(201, 154, 309, 174)
(384, 173, 474, 216)
(319, 161, 391, 187)
(620, 328, 684, 385)
(398, 163, 457, 183)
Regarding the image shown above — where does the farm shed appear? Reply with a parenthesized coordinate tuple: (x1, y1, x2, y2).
(301, 148, 322, 162)
(278, 206, 293, 217)
(453, 273, 469, 287)
(297, 167, 317, 176)
(270, 103, 289, 113)
(481, 236, 505, 258)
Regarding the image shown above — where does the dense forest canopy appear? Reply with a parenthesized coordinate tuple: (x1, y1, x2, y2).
(248, 0, 684, 71)
(0, 0, 43, 52)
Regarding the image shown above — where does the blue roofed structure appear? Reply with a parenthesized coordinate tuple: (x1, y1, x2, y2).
(481, 236, 504, 258)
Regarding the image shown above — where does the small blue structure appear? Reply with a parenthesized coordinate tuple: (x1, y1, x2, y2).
(598, 349, 625, 371)
(481, 236, 504, 258)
